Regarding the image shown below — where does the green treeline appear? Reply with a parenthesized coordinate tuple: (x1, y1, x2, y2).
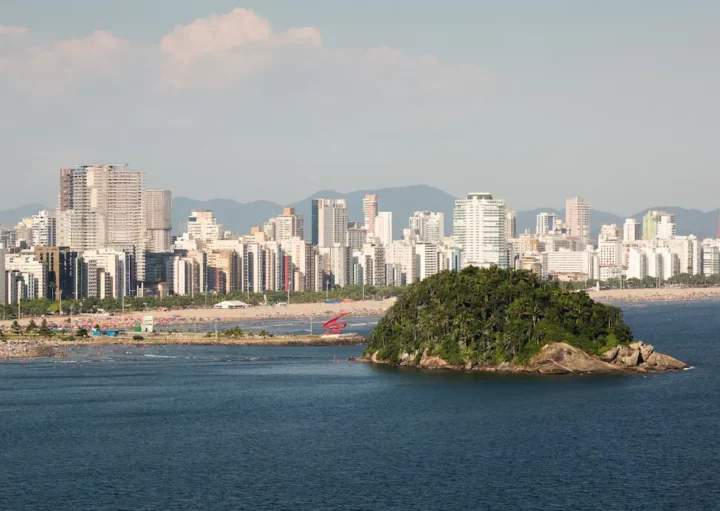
(366, 267, 633, 366)
(0, 285, 405, 320)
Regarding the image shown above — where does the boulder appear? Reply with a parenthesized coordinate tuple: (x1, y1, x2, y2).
(526, 343, 623, 374)
(601, 347, 619, 362)
(644, 352, 689, 371)
(640, 343, 654, 362)
(619, 349, 640, 367)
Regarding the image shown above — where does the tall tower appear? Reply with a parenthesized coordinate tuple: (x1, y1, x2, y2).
(455, 193, 507, 269)
(717, 210, 720, 239)
(144, 190, 172, 252)
(565, 197, 591, 245)
(362, 194, 379, 236)
(316, 199, 348, 248)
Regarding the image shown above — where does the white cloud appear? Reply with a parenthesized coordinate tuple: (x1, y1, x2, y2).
(157, 8, 322, 90)
(0, 25, 28, 37)
(0, 30, 131, 94)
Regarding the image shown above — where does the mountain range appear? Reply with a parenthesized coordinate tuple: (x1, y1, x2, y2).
(2, 186, 718, 240)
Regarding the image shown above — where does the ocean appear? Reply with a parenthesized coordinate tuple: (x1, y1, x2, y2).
(1, 302, 719, 510)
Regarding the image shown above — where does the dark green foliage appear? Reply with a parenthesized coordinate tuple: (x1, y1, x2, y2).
(365, 267, 633, 365)
(76, 328, 89, 338)
(132, 335, 144, 341)
(38, 319, 54, 337)
(222, 327, 244, 338)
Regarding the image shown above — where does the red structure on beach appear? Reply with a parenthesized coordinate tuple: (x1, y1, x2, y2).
(323, 313, 350, 335)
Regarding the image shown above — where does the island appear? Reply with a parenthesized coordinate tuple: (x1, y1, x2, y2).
(359, 267, 689, 374)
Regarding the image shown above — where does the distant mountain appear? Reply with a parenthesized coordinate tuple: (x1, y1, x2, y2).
(0, 203, 48, 228)
(172, 185, 458, 238)
(171, 197, 281, 235)
(3, 193, 719, 242)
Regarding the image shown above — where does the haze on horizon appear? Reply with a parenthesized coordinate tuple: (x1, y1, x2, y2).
(1, 0, 718, 214)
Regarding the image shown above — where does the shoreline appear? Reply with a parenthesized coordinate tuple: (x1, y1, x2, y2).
(588, 286, 720, 303)
(1, 334, 367, 359)
(0, 298, 395, 330)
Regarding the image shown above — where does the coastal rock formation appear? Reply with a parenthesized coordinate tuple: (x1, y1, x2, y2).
(361, 341, 688, 375)
(0, 341, 62, 359)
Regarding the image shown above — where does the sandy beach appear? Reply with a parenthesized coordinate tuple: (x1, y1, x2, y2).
(0, 298, 396, 329)
(588, 286, 720, 303)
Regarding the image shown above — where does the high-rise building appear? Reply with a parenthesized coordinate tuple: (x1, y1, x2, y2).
(316, 199, 348, 248)
(362, 194, 379, 236)
(375, 212, 393, 247)
(505, 210, 517, 239)
(623, 218, 641, 242)
(409, 211, 444, 244)
(187, 210, 222, 244)
(266, 207, 304, 243)
(642, 211, 675, 240)
(58, 164, 144, 286)
(598, 224, 621, 242)
(31, 210, 56, 248)
(0, 247, 5, 305)
(535, 212, 556, 235)
(565, 197, 591, 245)
(454, 193, 508, 269)
(34, 247, 79, 300)
(311, 199, 320, 246)
(144, 190, 172, 253)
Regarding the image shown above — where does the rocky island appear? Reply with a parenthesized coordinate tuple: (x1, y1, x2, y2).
(359, 267, 689, 375)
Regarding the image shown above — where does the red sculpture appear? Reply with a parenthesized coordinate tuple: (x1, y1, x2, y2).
(323, 312, 350, 335)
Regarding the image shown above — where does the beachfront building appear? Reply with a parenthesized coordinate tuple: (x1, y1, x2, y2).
(454, 193, 508, 269)
(565, 197, 591, 245)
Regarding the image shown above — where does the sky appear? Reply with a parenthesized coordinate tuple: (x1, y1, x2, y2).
(1, 0, 719, 214)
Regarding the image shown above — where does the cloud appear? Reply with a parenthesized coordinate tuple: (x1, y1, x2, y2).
(157, 8, 321, 90)
(0, 30, 132, 94)
(0, 25, 28, 37)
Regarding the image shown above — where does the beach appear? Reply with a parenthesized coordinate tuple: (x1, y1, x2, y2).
(0, 298, 396, 330)
(588, 286, 720, 303)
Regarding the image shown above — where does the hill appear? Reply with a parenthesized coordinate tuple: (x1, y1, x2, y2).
(0, 203, 48, 228)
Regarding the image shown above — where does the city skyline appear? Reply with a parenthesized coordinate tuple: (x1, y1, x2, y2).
(2, 2, 720, 211)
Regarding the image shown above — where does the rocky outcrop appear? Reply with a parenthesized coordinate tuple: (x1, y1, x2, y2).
(602, 341, 688, 371)
(359, 341, 689, 375)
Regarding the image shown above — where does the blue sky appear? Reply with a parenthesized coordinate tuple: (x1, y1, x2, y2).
(1, 1, 719, 213)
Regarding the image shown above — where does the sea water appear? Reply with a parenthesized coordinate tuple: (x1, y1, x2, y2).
(1, 302, 718, 510)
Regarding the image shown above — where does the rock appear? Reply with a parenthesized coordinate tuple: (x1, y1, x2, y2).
(464, 360, 473, 371)
(640, 344, 654, 362)
(398, 352, 412, 366)
(645, 352, 689, 371)
(418, 350, 449, 369)
(629, 341, 644, 350)
(525, 343, 623, 374)
(601, 347, 619, 362)
(619, 350, 640, 367)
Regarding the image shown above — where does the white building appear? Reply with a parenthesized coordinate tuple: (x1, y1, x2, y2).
(536, 212, 556, 235)
(31, 210, 56, 248)
(409, 211, 444, 244)
(454, 193, 508, 269)
(317, 199, 348, 248)
(702, 242, 720, 275)
(623, 218, 641, 242)
(375, 211, 393, 247)
(542, 249, 594, 280)
(565, 197, 591, 245)
(5, 251, 47, 301)
(187, 210, 222, 244)
(505, 210, 517, 240)
(144, 190, 172, 253)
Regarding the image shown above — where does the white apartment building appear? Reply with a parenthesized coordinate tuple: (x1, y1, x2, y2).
(409, 211, 444, 244)
(454, 193, 508, 269)
(542, 249, 594, 280)
(702, 242, 720, 275)
(415, 243, 440, 281)
(506, 210, 517, 240)
(5, 251, 47, 301)
(0, 247, 5, 304)
(187, 210, 222, 244)
(317, 199, 348, 248)
(599, 224, 621, 242)
(374, 211, 393, 247)
(623, 218, 641, 242)
(144, 190, 172, 253)
(31, 210, 56, 248)
(565, 197, 591, 245)
(536, 212, 556, 235)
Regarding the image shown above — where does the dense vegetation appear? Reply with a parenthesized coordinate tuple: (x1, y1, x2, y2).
(366, 267, 633, 366)
(0, 285, 405, 320)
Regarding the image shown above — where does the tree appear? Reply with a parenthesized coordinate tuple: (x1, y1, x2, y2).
(38, 319, 54, 337)
(26, 319, 38, 333)
(11, 320, 21, 334)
